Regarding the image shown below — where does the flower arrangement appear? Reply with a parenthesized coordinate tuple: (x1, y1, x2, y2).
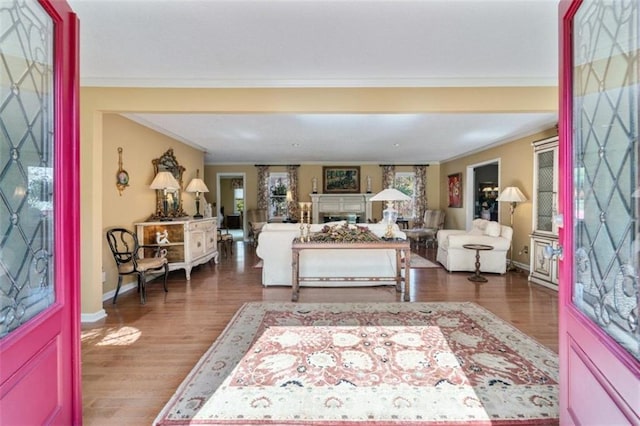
(309, 223, 380, 243)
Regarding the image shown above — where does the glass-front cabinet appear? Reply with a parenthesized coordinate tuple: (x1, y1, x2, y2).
(529, 136, 559, 289)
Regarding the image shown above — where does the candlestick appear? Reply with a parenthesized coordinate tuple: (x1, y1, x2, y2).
(298, 202, 308, 241)
(304, 203, 312, 224)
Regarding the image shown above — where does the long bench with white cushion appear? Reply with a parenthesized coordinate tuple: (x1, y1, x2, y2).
(257, 221, 406, 287)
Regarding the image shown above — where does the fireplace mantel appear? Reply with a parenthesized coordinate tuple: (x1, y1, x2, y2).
(310, 193, 374, 223)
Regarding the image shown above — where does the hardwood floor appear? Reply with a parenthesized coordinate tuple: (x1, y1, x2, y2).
(82, 241, 559, 425)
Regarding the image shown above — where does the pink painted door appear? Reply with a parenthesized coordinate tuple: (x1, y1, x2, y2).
(0, 0, 80, 424)
(559, 0, 640, 424)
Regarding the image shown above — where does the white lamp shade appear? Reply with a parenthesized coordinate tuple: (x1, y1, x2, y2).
(496, 186, 527, 203)
(369, 188, 412, 202)
(150, 171, 180, 190)
(185, 178, 209, 193)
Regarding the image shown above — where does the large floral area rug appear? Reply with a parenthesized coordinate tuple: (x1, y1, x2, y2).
(154, 302, 558, 425)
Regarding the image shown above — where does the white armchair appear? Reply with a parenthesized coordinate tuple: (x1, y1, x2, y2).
(436, 219, 512, 274)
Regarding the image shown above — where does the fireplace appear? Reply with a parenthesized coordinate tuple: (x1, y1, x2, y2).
(310, 194, 374, 224)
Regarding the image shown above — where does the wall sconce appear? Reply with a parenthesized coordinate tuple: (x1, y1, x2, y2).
(150, 171, 180, 220)
(186, 169, 210, 219)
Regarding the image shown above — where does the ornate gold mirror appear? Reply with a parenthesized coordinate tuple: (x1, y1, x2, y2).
(151, 149, 187, 220)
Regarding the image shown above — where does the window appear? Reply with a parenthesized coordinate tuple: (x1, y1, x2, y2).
(395, 172, 416, 218)
(268, 173, 289, 220)
(234, 188, 244, 214)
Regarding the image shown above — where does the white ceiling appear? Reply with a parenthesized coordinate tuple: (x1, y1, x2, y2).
(69, 0, 560, 164)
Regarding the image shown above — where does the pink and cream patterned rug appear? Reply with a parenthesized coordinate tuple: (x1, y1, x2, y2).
(154, 302, 558, 425)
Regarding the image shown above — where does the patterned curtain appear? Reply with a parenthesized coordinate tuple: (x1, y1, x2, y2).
(256, 165, 269, 210)
(381, 165, 395, 189)
(287, 165, 299, 220)
(413, 165, 428, 226)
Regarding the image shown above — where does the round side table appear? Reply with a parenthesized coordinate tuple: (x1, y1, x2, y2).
(462, 244, 494, 282)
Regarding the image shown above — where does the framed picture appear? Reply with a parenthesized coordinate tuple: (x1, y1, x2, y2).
(448, 173, 462, 208)
(323, 166, 360, 193)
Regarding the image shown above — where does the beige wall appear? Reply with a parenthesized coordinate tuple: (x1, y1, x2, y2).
(81, 86, 557, 318)
(102, 114, 205, 296)
(206, 164, 442, 223)
(439, 127, 558, 267)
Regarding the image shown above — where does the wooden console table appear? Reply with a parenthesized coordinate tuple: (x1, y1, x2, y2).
(291, 238, 411, 302)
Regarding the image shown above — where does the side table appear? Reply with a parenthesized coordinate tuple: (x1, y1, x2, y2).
(462, 244, 494, 282)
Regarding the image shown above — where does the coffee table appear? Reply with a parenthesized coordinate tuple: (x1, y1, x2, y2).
(462, 243, 494, 282)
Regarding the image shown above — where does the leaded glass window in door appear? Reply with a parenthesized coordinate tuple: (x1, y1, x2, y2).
(572, 0, 639, 361)
(0, 0, 55, 338)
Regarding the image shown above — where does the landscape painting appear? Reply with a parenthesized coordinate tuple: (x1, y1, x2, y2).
(323, 166, 360, 193)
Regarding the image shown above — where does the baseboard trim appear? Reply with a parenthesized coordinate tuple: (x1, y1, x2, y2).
(102, 282, 138, 303)
(512, 260, 529, 273)
(81, 281, 143, 325)
(81, 309, 107, 324)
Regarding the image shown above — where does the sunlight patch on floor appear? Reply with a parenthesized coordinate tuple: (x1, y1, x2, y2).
(82, 326, 141, 346)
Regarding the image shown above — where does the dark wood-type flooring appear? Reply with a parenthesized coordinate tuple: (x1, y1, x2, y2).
(82, 241, 559, 425)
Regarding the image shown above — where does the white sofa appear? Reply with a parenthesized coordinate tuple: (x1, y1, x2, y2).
(256, 221, 406, 287)
(436, 219, 512, 274)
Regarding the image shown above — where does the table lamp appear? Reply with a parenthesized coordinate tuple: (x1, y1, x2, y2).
(186, 170, 210, 218)
(150, 171, 180, 220)
(370, 188, 411, 239)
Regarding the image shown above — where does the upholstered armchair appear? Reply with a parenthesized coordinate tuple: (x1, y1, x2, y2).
(404, 209, 446, 248)
(246, 208, 268, 246)
(436, 219, 512, 274)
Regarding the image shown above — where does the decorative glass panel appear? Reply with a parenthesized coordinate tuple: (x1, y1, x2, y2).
(573, 0, 639, 360)
(0, 0, 55, 338)
(537, 150, 555, 232)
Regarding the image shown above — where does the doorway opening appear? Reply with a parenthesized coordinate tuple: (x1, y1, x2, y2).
(465, 159, 500, 229)
(216, 173, 246, 242)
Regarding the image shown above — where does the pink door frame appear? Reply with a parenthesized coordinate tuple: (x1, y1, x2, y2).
(0, 0, 81, 423)
(558, 0, 640, 423)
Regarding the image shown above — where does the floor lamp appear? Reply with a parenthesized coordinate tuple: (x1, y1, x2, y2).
(496, 186, 527, 271)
